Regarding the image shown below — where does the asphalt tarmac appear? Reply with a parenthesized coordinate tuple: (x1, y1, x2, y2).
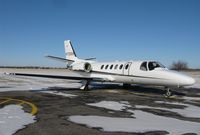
(0, 68, 200, 135)
(1, 85, 200, 135)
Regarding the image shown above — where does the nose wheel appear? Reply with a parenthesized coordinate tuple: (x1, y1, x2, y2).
(164, 87, 173, 98)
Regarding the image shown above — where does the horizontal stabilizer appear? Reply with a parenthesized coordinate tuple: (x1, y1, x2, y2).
(84, 57, 96, 60)
(45, 55, 74, 63)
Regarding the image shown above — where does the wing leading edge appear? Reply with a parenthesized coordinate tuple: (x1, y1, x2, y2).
(5, 73, 104, 81)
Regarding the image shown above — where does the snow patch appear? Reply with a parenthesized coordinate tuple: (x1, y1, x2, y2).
(0, 105, 36, 135)
(68, 110, 200, 135)
(0, 74, 81, 92)
(140, 101, 200, 118)
(182, 96, 200, 102)
(69, 100, 200, 134)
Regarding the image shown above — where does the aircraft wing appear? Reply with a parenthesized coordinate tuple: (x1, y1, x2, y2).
(4, 73, 104, 81)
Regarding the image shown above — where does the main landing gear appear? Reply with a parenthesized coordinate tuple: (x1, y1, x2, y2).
(80, 80, 90, 90)
(123, 83, 131, 89)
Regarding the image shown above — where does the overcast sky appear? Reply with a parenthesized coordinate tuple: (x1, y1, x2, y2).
(0, 0, 200, 68)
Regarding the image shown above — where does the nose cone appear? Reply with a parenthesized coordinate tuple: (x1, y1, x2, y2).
(178, 75, 196, 86)
(167, 70, 196, 87)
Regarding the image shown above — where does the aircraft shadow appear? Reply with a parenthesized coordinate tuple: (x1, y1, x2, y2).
(33, 83, 186, 96)
(91, 83, 186, 96)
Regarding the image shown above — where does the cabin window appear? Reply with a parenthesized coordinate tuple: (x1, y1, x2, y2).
(101, 65, 104, 69)
(110, 65, 113, 69)
(114, 64, 118, 69)
(140, 62, 147, 71)
(148, 61, 165, 71)
(105, 65, 109, 69)
(125, 64, 129, 70)
(119, 64, 123, 69)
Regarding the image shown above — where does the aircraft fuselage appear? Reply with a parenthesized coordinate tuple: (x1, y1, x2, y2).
(72, 60, 195, 88)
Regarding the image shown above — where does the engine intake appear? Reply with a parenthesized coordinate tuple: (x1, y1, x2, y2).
(84, 62, 92, 72)
(72, 62, 92, 72)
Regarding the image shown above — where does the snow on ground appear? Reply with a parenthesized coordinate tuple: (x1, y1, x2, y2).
(0, 105, 36, 135)
(0, 73, 81, 92)
(69, 110, 200, 135)
(152, 101, 200, 118)
(69, 101, 200, 134)
(42, 91, 77, 98)
(89, 100, 200, 118)
(182, 96, 200, 102)
(87, 101, 131, 111)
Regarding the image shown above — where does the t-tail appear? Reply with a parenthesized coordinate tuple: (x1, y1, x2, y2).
(64, 40, 96, 61)
(64, 40, 80, 66)
(45, 40, 79, 67)
(64, 40, 78, 61)
(46, 40, 95, 68)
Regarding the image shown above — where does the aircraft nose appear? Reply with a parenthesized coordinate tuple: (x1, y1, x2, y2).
(179, 75, 196, 86)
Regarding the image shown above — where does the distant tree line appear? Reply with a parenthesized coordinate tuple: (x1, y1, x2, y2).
(170, 60, 189, 71)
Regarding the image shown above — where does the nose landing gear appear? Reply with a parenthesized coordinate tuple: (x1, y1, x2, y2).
(164, 87, 173, 98)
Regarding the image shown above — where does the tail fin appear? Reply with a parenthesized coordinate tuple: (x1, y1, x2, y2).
(64, 40, 77, 60)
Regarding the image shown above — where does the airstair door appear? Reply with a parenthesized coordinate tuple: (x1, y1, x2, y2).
(123, 62, 132, 75)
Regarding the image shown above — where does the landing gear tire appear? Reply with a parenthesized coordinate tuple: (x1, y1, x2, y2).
(164, 88, 173, 98)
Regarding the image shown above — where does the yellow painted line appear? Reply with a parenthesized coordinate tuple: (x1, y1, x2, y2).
(23, 100, 38, 115)
(18, 101, 25, 106)
(0, 98, 38, 115)
(0, 99, 11, 105)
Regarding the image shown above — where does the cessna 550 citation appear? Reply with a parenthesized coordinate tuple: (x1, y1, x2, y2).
(7, 40, 195, 97)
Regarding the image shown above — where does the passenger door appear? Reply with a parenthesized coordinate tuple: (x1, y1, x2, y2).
(123, 62, 132, 75)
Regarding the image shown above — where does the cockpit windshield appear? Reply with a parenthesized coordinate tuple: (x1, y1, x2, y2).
(140, 61, 165, 71)
(148, 61, 165, 71)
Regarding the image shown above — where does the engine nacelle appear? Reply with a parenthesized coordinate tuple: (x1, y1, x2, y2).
(72, 62, 92, 72)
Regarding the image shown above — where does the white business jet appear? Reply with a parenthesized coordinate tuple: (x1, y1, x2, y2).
(10, 40, 195, 97)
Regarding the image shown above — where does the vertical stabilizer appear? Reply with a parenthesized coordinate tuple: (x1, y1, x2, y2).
(64, 40, 77, 60)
